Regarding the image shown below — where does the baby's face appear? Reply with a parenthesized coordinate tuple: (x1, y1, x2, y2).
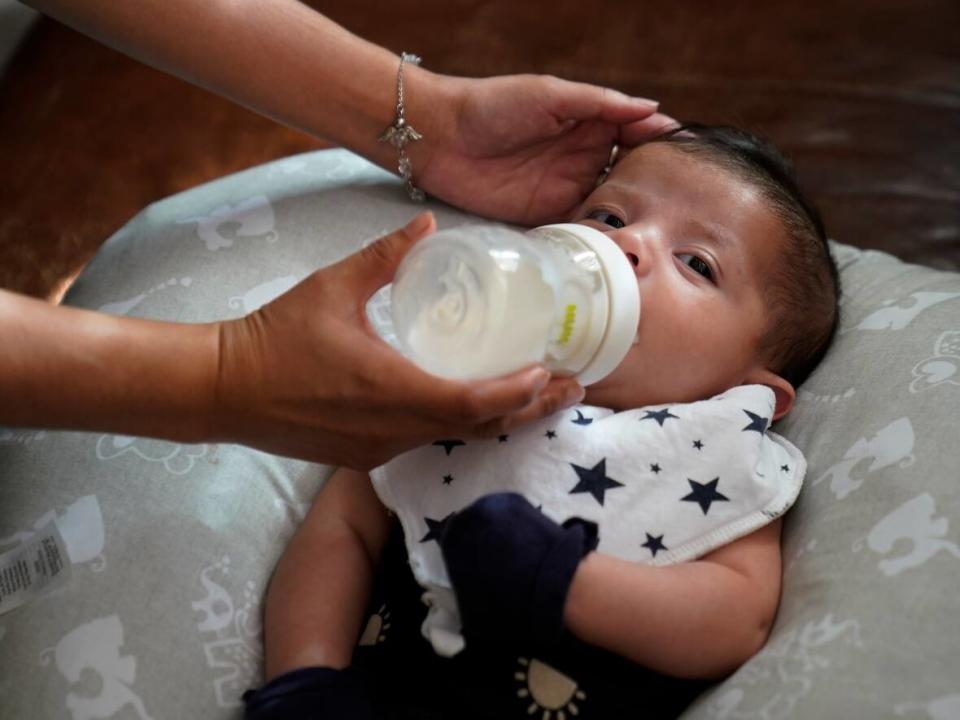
(572, 143, 788, 413)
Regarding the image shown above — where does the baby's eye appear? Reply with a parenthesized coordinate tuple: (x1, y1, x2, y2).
(677, 253, 714, 282)
(586, 210, 625, 229)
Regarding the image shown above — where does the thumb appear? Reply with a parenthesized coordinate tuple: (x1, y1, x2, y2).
(347, 212, 436, 297)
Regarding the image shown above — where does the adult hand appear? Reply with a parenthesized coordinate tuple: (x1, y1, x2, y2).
(29, 0, 670, 226)
(214, 213, 585, 469)
(414, 72, 677, 225)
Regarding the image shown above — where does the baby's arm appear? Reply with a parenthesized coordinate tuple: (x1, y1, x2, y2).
(564, 519, 783, 679)
(263, 467, 391, 680)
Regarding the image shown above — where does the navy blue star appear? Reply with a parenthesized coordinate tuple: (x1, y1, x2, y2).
(650, 463, 662, 474)
(545, 430, 557, 439)
(571, 410, 594, 426)
(433, 440, 465, 456)
(420, 513, 455, 543)
(642, 533, 667, 557)
(442, 475, 454, 485)
(681, 478, 729, 515)
(641, 408, 679, 427)
(498, 435, 509, 443)
(742, 410, 769, 434)
(781, 464, 790, 472)
(693, 439, 704, 450)
(569, 459, 624, 506)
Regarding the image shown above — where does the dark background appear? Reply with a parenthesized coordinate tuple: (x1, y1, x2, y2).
(2, 0, 958, 301)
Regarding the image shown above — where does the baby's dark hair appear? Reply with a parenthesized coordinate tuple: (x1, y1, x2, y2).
(652, 124, 840, 388)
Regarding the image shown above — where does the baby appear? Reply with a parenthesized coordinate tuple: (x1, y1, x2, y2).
(244, 125, 840, 719)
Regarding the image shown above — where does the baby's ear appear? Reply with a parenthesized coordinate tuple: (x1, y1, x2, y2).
(745, 369, 796, 420)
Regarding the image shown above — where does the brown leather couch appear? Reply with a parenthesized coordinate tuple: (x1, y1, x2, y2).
(2, 0, 958, 299)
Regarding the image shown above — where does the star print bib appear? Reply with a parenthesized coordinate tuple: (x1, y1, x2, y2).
(369, 384, 805, 657)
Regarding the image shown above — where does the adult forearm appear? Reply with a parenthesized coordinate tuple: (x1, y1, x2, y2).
(0, 289, 218, 442)
(564, 553, 774, 679)
(25, 0, 445, 170)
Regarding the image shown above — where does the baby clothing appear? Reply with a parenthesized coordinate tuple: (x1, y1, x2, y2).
(370, 384, 805, 657)
(245, 525, 710, 720)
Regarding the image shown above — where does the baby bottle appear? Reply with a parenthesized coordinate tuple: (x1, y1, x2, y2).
(388, 223, 640, 385)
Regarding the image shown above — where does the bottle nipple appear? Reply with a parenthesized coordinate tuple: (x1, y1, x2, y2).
(427, 256, 478, 331)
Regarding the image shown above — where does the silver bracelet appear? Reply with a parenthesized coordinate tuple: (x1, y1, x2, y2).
(379, 52, 425, 202)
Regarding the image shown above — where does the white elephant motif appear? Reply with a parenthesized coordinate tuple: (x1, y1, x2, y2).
(813, 417, 915, 500)
(192, 559, 236, 635)
(910, 330, 960, 393)
(178, 195, 278, 251)
(40, 615, 153, 720)
(191, 556, 262, 707)
(855, 493, 960, 576)
(847, 291, 960, 332)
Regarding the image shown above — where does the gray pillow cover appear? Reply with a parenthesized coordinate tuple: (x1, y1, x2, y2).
(1, 150, 957, 720)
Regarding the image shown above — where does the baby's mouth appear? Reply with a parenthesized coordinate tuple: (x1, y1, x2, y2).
(626, 252, 639, 267)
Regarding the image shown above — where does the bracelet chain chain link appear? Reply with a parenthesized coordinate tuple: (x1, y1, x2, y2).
(378, 52, 425, 202)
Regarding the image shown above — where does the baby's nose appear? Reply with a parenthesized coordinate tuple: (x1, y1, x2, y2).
(612, 227, 655, 276)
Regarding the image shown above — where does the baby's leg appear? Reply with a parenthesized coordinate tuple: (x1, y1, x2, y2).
(263, 466, 392, 680)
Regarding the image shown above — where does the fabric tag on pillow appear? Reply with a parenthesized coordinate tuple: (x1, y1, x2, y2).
(0, 521, 72, 616)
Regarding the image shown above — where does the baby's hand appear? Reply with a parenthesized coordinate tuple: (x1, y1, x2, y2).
(439, 492, 598, 651)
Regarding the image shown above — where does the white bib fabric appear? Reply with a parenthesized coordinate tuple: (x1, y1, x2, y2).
(370, 384, 805, 657)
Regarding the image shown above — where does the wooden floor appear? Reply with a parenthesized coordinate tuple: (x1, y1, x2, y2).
(0, 20, 325, 301)
(3, 2, 958, 301)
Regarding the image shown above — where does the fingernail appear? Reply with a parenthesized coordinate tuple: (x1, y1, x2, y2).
(634, 97, 659, 110)
(565, 383, 586, 407)
(404, 212, 433, 237)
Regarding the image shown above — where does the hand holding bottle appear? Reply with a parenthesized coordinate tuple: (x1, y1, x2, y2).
(214, 213, 587, 469)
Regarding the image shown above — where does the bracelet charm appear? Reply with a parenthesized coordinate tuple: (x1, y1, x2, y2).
(379, 52, 425, 202)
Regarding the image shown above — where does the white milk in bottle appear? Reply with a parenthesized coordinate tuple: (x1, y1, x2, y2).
(386, 223, 640, 385)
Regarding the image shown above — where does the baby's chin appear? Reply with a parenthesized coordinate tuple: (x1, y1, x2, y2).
(582, 381, 648, 412)
(584, 375, 726, 412)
